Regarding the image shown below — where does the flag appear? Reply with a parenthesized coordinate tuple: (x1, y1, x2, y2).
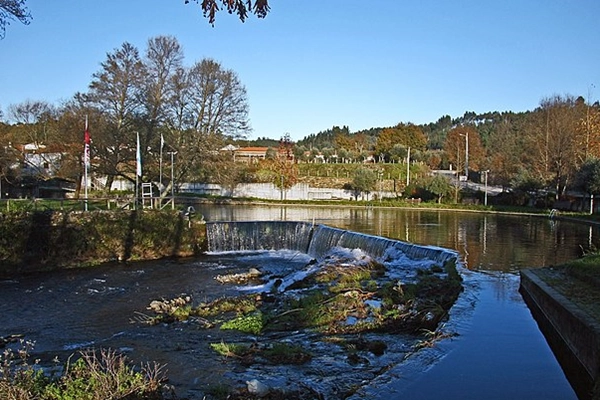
(160, 133, 165, 151)
(84, 116, 90, 167)
(136, 132, 142, 177)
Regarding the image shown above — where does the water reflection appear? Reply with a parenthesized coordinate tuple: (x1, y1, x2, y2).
(194, 204, 598, 273)
(191, 203, 592, 399)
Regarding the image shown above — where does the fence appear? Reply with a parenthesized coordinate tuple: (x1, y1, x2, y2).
(0, 196, 176, 213)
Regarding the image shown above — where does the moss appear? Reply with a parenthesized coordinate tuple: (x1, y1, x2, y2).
(0, 210, 206, 276)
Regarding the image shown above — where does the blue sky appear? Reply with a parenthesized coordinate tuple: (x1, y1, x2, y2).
(1, 0, 599, 141)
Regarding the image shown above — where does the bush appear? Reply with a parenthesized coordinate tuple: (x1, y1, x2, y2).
(0, 342, 167, 400)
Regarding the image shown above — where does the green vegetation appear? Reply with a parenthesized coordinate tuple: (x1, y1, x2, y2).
(533, 252, 600, 322)
(220, 312, 264, 335)
(209, 341, 312, 365)
(0, 209, 206, 276)
(0, 342, 166, 400)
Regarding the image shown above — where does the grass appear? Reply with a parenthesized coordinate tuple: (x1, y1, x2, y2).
(0, 341, 166, 400)
(532, 253, 600, 321)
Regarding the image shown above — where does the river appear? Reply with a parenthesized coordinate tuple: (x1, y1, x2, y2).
(194, 204, 596, 399)
(2, 204, 595, 399)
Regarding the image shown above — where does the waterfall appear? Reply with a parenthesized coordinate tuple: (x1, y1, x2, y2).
(307, 225, 395, 259)
(205, 221, 314, 253)
(205, 221, 457, 266)
(307, 224, 456, 265)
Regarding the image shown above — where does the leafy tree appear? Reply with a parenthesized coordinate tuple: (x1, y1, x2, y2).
(375, 123, 427, 162)
(485, 112, 529, 189)
(1, 1, 269, 39)
(56, 96, 104, 196)
(0, 0, 30, 39)
(510, 168, 546, 201)
(525, 95, 581, 198)
(425, 175, 454, 203)
(574, 158, 600, 213)
(443, 125, 485, 177)
(421, 115, 452, 150)
(350, 167, 378, 200)
(256, 157, 298, 199)
(185, 0, 270, 24)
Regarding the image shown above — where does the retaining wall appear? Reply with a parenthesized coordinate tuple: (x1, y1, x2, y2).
(520, 269, 600, 400)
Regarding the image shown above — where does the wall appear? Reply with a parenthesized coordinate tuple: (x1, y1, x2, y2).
(520, 270, 600, 399)
(179, 182, 396, 201)
(0, 210, 206, 276)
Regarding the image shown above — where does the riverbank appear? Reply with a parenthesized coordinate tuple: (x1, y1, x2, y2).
(0, 209, 206, 277)
(520, 260, 600, 400)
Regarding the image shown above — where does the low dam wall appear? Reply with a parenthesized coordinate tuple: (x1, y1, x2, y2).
(520, 269, 600, 400)
(205, 221, 458, 266)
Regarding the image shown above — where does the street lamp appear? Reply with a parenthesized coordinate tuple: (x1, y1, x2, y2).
(168, 151, 177, 209)
(406, 146, 411, 187)
(483, 170, 490, 206)
(460, 132, 469, 179)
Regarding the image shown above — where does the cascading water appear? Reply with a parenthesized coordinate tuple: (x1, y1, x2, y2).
(205, 221, 457, 266)
(205, 221, 314, 253)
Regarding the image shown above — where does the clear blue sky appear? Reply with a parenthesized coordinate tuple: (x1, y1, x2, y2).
(1, 0, 599, 141)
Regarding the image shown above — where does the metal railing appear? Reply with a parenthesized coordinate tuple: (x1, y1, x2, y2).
(0, 196, 177, 213)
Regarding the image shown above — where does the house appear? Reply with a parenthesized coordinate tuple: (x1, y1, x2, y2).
(233, 147, 269, 163)
(14, 143, 64, 178)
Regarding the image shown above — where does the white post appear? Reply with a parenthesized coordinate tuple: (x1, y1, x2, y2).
(406, 146, 411, 187)
(84, 115, 89, 212)
(168, 151, 176, 209)
(464, 132, 469, 179)
(484, 170, 489, 206)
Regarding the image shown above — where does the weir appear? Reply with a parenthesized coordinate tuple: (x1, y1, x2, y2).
(205, 221, 457, 266)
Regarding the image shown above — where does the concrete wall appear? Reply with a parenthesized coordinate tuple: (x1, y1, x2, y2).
(179, 182, 396, 201)
(520, 270, 600, 399)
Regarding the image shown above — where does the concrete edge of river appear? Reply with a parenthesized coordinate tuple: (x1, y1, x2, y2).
(520, 269, 600, 400)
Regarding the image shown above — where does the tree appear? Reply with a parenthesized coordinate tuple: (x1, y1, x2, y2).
(86, 42, 146, 190)
(185, 0, 270, 24)
(525, 95, 581, 198)
(139, 36, 184, 186)
(375, 123, 427, 162)
(425, 175, 454, 204)
(443, 125, 485, 177)
(0, 0, 30, 39)
(1, 1, 269, 39)
(7, 100, 55, 144)
(350, 167, 378, 200)
(163, 58, 250, 191)
(485, 112, 529, 189)
(574, 158, 600, 214)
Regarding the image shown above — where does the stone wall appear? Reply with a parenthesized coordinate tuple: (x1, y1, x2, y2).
(0, 210, 206, 276)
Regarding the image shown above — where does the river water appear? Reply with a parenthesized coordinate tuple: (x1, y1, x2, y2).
(1, 204, 596, 399)
(194, 204, 597, 399)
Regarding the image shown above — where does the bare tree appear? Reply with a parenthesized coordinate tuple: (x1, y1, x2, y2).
(138, 36, 184, 183)
(525, 95, 580, 198)
(163, 58, 250, 194)
(87, 42, 146, 189)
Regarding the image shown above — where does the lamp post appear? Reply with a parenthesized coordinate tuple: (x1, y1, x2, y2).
(406, 146, 411, 187)
(483, 170, 490, 206)
(460, 132, 469, 180)
(168, 151, 177, 209)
